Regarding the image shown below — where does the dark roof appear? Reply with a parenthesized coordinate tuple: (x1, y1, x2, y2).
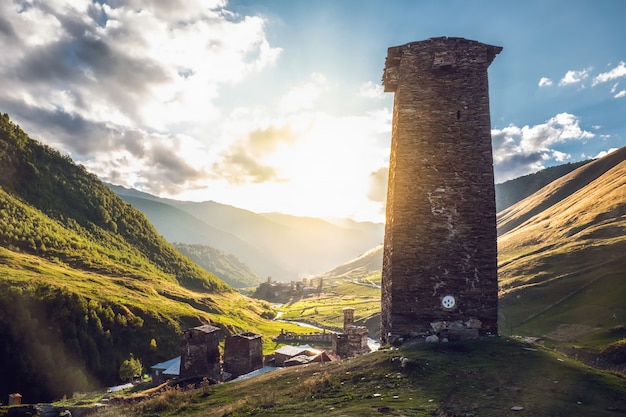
(190, 324, 220, 333)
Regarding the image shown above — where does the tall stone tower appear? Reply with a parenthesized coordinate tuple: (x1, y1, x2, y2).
(380, 37, 502, 344)
(180, 324, 221, 381)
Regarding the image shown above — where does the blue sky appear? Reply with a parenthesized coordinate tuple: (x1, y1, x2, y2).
(0, 1, 624, 222)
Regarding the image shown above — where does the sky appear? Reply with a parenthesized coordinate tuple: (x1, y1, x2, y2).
(1, 0, 625, 223)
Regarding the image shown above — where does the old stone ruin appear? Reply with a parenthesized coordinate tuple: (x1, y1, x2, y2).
(332, 307, 370, 358)
(380, 37, 502, 345)
(223, 331, 264, 379)
(180, 324, 223, 381)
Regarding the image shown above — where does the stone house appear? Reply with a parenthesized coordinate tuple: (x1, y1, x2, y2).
(274, 345, 322, 367)
(223, 331, 263, 378)
(332, 308, 370, 358)
(180, 324, 221, 382)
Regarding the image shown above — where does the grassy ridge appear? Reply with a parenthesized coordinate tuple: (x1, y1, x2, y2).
(174, 243, 264, 289)
(98, 337, 626, 417)
(497, 148, 626, 342)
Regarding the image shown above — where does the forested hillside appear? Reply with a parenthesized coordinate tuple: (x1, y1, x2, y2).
(174, 243, 264, 288)
(0, 113, 230, 293)
(0, 114, 282, 402)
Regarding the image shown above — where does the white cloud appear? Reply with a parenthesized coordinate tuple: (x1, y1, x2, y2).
(358, 81, 384, 98)
(592, 61, 626, 86)
(593, 148, 618, 159)
(538, 77, 553, 87)
(278, 73, 328, 114)
(558, 68, 590, 86)
(492, 113, 595, 182)
(552, 150, 570, 162)
(0, 0, 282, 196)
(615, 90, 626, 99)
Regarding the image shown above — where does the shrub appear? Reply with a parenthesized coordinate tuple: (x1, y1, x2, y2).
(602, 338, 626, 364)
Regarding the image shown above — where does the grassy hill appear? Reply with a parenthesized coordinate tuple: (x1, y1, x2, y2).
(108, 187, 291, 281)
(315, 244, 383, 281)
(0, 114, 303, 402)
(90, 337, 626, 416)
(497, 147, 626, 345)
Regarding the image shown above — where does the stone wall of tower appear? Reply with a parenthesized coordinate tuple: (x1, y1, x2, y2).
(380, 37, 502, 344)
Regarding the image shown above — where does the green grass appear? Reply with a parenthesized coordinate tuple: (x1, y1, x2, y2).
(95, 337, 626, 417)
(0, 246, 314, 374)
(274, 276, 380, 331)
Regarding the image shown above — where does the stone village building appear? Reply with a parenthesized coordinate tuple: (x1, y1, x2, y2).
(166, 325, 264, 382)
(223, 331, 263, 379)
(332, 307, 370, 358)
(180, 324, 222, 382)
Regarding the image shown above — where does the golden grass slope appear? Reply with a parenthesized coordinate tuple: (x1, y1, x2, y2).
(497, 147, 626, 336)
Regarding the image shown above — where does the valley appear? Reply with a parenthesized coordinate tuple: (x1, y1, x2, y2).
(1, 112, 625, 415)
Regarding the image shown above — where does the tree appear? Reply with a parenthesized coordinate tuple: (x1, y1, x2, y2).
(119, 353, 142, 382)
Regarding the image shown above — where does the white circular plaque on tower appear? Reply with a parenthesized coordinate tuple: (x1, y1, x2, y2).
(442, 295, 456, 309)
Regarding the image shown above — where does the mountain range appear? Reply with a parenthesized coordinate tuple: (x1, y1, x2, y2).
(107, 135, 626, 346)
(108, 184, 384, 283)
(107, 156, 590, 289)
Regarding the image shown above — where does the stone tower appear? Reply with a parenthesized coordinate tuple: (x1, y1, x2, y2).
(180, 324, 221, 381)
(343, 307, 355, 331)
(380, 37, 502, 344)
(223, 331, 263, 378)
(333, 307, 370, 358)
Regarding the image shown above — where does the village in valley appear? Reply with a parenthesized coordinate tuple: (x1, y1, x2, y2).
(149, 306, 371, 387)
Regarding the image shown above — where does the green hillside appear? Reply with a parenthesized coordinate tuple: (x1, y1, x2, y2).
(0, 114, 298, 402)
(174, 243, 264, 288)
(0, 113, 228, 293)
(110, 191, 290, 281)
(100, 337, 626, 417)
(109, 184, 385, 281)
